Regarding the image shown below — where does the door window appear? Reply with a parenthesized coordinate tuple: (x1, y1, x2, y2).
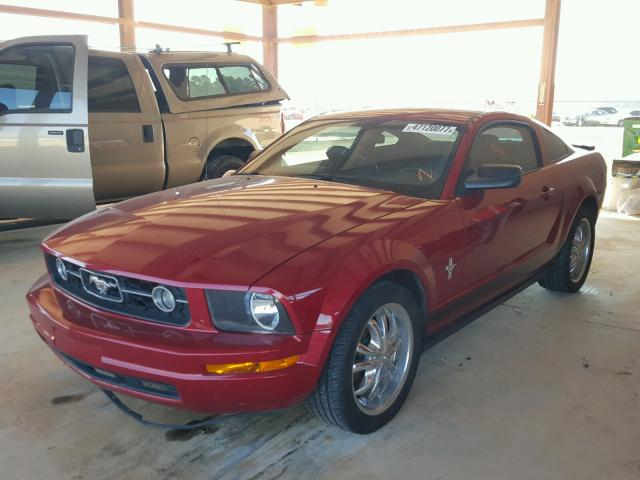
(467, 124, 540, 174)
(88, 56, 140, 112)
(0, 44, 74, 113)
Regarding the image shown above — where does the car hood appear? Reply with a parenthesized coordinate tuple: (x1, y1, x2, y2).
(43, 176, 421, 286)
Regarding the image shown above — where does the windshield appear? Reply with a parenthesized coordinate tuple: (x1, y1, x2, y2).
(239, 118, 462, 199)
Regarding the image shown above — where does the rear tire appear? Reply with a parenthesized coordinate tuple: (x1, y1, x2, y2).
(307, 281, 423, 434)
(203, 154, 245, 180)
(539, 206, 596, 293)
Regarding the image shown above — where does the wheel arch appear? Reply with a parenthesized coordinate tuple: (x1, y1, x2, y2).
(376, 269, 428, 318)
(201, 136, 257, 178)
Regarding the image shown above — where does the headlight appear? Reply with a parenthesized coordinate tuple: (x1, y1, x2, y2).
(205, 290, 295, 334)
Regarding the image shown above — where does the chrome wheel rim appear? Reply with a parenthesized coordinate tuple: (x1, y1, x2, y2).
(569, 218, 592, 283)
(352, 303, 413, 416)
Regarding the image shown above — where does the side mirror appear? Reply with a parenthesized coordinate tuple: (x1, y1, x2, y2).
(222, 169, 237, 177)
(463, 164, 522, 190)
(247, 149, 261, 161)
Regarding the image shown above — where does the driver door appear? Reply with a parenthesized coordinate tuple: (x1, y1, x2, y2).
(454, 122, 559, 294)
(0, 35, 95, 219)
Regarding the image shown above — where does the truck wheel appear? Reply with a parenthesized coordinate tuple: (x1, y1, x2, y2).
(539, 206, 596, 293)
(307, 281, 423, 434)
(203, 154, 245, 180)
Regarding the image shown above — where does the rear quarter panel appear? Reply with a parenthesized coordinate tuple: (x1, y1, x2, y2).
(542, 149, 606, 254)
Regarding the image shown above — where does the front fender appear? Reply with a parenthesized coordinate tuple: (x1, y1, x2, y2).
(253, 233, 433, 336)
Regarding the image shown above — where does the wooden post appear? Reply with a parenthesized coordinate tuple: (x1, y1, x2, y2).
(535, 0, 561, 125)
(118, 0, 136, 51)
(262, 4, 278, 77)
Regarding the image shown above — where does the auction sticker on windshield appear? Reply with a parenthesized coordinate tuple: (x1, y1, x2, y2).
(402, 124, 458, 136)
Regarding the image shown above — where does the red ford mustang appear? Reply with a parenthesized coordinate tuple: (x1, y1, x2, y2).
(27, 110, 606, 433)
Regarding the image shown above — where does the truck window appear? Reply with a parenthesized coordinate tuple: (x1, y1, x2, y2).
(163, 65, 224, 100)
(218, 65, 267, 94)
(161, 63, 270, 100)
(88, 56, 140, 113)
(0, 44, 74, 112)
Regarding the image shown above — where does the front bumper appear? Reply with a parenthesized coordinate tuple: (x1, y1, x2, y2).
(27, 275, 331, 413)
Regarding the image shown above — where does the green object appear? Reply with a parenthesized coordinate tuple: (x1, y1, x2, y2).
(622, 117, 640, 157)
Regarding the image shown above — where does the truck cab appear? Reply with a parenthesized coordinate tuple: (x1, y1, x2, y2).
(0, 35, 288, 218)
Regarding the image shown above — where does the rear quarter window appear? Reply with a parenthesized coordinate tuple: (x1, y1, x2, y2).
(542, 129, 572, 162)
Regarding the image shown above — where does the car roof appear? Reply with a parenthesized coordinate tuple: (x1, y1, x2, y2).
(310, 108, 526, 125)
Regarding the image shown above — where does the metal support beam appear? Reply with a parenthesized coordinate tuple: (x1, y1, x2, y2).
(277, 18, 545, 43)
(118, 0, 135, 51)
(0, 4, 120, 25)
(262, 4, 278, 77)
(536, 0, 562, 125)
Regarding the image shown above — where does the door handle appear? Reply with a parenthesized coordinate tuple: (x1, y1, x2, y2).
(66, 129, 85, 153)
(540, 186, 555, 199)
(142, 124, 154, 143)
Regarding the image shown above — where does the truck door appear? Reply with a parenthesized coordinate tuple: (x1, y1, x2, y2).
(0, 35, 95, 219)
(88, 53, 164, 202)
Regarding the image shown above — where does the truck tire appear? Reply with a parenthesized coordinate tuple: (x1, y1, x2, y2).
(203, 154, 245, 180)
(539, 205, 596, 293)
(307, 281, 423, 434)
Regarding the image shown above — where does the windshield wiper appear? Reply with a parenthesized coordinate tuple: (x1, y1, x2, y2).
(297, 173, 336, 182)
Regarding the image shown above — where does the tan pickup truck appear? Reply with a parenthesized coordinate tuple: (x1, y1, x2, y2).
(0, 35, 288, 219)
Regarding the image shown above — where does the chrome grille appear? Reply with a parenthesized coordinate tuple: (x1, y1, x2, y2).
(45, 254, 190, 326)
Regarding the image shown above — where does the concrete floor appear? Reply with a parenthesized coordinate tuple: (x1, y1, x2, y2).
(1, 212, 639, 480)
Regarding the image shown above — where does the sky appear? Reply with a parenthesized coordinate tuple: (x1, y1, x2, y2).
(1, 0, 638, 115)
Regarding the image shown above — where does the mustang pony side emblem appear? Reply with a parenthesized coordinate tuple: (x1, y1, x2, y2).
(445, 257, 457, 280)
(89, 274, 117, 295)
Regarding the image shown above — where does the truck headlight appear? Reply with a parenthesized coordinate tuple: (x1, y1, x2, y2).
(205, 290, 294, 334)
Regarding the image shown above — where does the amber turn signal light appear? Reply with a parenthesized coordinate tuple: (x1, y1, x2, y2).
(205, 355, 299, 375)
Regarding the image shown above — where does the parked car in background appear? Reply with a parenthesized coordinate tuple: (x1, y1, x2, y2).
(562, 108, 625, 127)
(28, 109, 606, 433)
(596, 106, 618, 115)
(0, 35, 288, 219)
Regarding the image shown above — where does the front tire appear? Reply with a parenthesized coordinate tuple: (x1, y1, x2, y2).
(307, 281, 423, 434)
(539, 206, 596, 293)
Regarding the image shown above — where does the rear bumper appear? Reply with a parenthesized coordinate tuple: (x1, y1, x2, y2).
(27, 275, 330, 413)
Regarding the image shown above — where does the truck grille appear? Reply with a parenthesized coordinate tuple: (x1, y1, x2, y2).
(45, 254, 190, 326)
